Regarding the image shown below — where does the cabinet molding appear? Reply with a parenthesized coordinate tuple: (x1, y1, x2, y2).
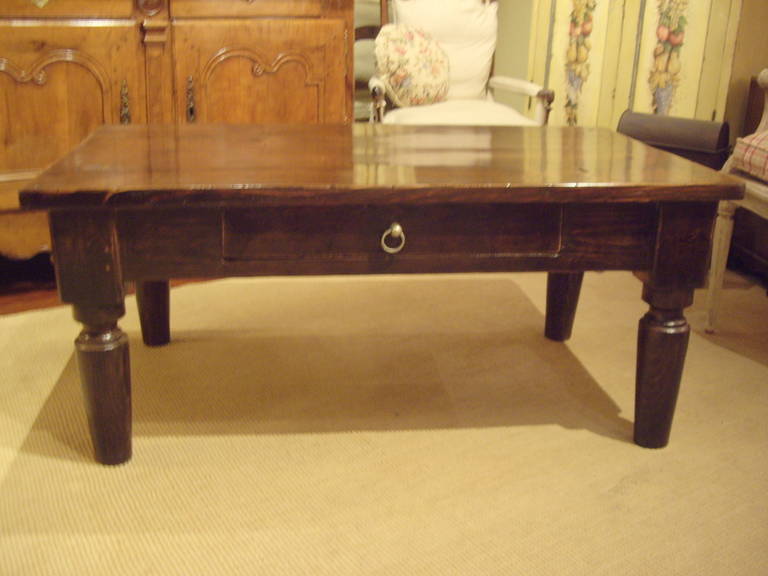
(1, 49, 111, 103)
(198, 48, 325, 123)
(173, 18, 348, 125)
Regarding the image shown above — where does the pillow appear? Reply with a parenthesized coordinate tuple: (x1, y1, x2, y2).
(732, 130, 768, 183)
(393, 0, 497, 101)
(375, 23, 449, 107)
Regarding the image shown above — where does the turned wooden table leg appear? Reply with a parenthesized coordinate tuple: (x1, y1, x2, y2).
(136, 280, 170, 346)
(634, 286, 694, 448)
(74, 305, 132, 465)
(545, 272, 584, 341)
(49, 210, 132, 465)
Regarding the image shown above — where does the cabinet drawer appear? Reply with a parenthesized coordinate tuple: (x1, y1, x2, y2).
(223, 205, 563, 262)
(171, 0, 323, 18)
(0, 1, 133, 18)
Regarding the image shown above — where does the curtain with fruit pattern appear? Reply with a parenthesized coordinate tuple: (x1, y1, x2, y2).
(528, 0, 736, 127)
(649, 0, 688, 115)
(565, 0, 596, 126)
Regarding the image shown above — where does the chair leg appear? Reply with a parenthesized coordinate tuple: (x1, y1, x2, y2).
(705, 201, 736, 333)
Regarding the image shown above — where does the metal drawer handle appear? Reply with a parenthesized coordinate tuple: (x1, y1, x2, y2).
(381, 222, 406, 254)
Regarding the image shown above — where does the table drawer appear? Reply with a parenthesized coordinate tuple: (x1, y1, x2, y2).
(223, 204, 562, 262)
(171, 0, 323, 18)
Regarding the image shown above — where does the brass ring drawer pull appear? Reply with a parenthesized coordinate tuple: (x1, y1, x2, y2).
(381, 222, 406, 254)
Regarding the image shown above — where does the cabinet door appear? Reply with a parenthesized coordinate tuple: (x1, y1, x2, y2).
(173, 19, 348, 125)
(0, 23, 146, 173)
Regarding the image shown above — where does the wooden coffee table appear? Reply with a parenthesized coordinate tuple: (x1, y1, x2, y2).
(21, 124, 743, 465)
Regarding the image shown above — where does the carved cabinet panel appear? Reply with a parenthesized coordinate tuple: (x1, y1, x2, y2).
(0, 0, 352, 259)
(173, 19, 347, 125)
(0, 23, 146, 173)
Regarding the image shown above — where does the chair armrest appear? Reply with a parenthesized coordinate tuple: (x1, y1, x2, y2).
(488, 76, 544, 97)
(488, 76, 554, 126)
(369, 76, 388, 123)
(618, 110, 730, 170)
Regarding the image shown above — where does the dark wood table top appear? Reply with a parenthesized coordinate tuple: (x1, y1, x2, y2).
(21, 124, 743, 208)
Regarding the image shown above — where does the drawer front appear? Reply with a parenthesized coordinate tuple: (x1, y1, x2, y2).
(223, 204, 563, 262)
(171, 0, 323, 18)
(0, 1, 133, 18)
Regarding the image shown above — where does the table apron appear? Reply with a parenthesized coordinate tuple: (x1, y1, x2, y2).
(106, 202, 681, 279)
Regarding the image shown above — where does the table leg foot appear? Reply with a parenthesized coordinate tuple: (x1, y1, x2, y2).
(545, 272, 584, 341)
(634, 287, 692, 448)
(136, 280, 170, 347)
(74, 308, 132, 465)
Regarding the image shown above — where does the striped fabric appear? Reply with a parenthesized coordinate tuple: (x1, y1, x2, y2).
(732, 130, 768, 183)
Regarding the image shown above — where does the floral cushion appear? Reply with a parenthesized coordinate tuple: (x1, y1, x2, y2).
(732, 130, 768, 183)
(375, 23, 449, 107)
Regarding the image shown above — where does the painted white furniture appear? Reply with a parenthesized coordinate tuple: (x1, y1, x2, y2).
(370, 0, 553, 126)
(706, 68, 768, 332)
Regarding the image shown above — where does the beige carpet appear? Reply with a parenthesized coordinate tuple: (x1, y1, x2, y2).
(1, 271, 766, 575)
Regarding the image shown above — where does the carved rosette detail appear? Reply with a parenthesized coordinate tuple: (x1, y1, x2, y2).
(198, 48, 324, 122)
(0, 58, 47, 85)
(0, 49, 113, 121)
(137, 0, 164, 16)
(1, 49, 108, 86)
(203, 49, 317, 81)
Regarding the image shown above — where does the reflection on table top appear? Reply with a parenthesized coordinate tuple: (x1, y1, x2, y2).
(21, 123, 743, 208)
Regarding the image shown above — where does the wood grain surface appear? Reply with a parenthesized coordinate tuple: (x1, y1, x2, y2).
(21, 124, 743, 208)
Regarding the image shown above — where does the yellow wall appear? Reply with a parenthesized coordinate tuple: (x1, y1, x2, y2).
(495, 0, 536, 113)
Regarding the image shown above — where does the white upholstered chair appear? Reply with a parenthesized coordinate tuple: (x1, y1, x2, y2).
(706, 68, 768, 332)
(369, 0, 553, 126)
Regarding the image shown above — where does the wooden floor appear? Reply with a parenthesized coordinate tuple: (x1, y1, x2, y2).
(0, 280, 210, 315)
(0, 255, 203, 315)
(0, 284, 60, 315)
(0, 254, 58, 315)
